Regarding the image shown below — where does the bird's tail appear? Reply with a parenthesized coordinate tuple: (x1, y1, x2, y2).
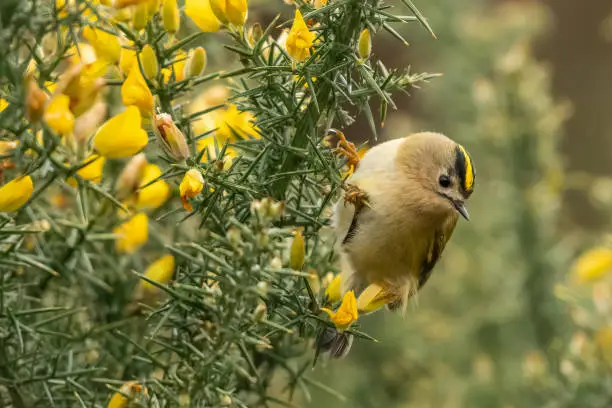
(313, 326, 354, 366)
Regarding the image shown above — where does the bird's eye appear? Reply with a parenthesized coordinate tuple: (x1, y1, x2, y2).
(439, 175, 451, 188)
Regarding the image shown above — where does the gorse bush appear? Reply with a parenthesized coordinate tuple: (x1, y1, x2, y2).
(0, 0, 437, 406)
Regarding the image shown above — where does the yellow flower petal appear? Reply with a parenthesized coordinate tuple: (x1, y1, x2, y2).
(325, 273, 342, 303)
(162, 50, 187, 83)
(209, 0, 247, 26)
(122, 63, 154, 116)
(82, 26, 121, 64)
(0, 175, 34, 212)
(120, 46, 137, 77)
(94, 106, 148, 159)
(572, 247, 612, 283)
(67, 154, 105, 187)
(44, 94, 75, 135)
(108, 381, 147, 408)
(356, 282, 396, 313)
(136, 164, 170, 209)
(114, 213, 148, 254)
(0, 98, 8, 113)
(322, 290, 358, 331)
(179, 168, 204, 211)
(185, 0, 221, 32)
(141, 254, 175, 292)
(286, 9, 315, 62)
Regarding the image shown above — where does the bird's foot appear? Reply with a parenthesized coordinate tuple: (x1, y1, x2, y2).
(343, 183, 370, 210)
(329, 129, 360, 172)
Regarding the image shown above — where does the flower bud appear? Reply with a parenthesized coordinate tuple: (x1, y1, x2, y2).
(252, 301, 267, 322)
(226, 227, 242, 246)
(25, 74, 48, 123)
(184, 47, 207, 79)
(140, 45, 158, 79)
(132, 3, 149, 30)
(256, 280, 268, 294)
(358, 28, 371, 59)
(154, 113, 189, 161)
(115, 153, 148, 201)
(247, 23, 263, 46)
(289, 228, 305, 271)
(210, 0, 247, 26)
(162, 0, 180, 34)
(307, 268, 321, 294)
(219, 394, 232, 406)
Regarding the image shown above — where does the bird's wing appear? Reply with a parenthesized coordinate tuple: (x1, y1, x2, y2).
(417, 215, 458, 289)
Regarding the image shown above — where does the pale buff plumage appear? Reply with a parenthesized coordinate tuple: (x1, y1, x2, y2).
(334, 132, 474, 312)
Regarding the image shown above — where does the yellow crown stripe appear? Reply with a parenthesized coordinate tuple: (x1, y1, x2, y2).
(458, 144, 474, 191)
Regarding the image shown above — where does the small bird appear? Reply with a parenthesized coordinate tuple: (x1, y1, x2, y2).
(318, 131, 475, 359)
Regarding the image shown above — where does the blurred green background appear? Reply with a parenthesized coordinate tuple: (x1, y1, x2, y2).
(202, 0, 612, 406)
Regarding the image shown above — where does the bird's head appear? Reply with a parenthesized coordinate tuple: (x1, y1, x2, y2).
(397, 132, 475, 220)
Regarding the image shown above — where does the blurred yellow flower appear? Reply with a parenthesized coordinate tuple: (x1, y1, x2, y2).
(141, 254, 175, 293)
(122, 63, 154, 116)
(67, 154, 105, 187)
(162, 50, 186, 83)
(93, 106, 148, 158)
(286, 9, 315, 62)
(356, 282, 396, 313)
(136, 164, 170, 210)
(216, 104, 259, 141)
(325, 273, 342, 303)
(114, 213, 148, 254)
(55, 62, 107, 117)
(119, 46, 137, 77)
(321, 290, 358, 331)
(140, 45, 158, 79)
(0, 175, 34, 212)
(209, 0, 247, 26)
(571, 247, 612, 283)
(66, 43, 98, 66)
(162, 0, 180, 34)
(595, 326, 612, 364)
(44, 94, 75, 135)
(112, 0, 149, 8)
(108, 381, 147, 408)
(0, 141, 19, 156)
(0, 98, 8, 113)
(82, 26, 121, 64)
(289, 228, 305, 271)
(179, 169, 204, 211)
(131, 3, 150, 30)
(185, 0, 221, 32)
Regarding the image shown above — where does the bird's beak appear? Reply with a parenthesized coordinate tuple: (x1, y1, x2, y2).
(453, 200, 470, 221)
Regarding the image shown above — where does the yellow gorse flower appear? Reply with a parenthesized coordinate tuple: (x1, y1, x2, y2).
(44, 94, 75, 135)
(325, 273, 342, 303)
(0, 175, 34, 212)
(0, 98, 8, 113)
(122, 63, 154, 116)
(141, 254, 175, 292)
(114, 212, 148, 254)
(185, 0, 221, 32)
(358, 28, 371, 59)
(112, 0, 149, 8)
(179, 168, 204, 211)
(82, 26, 121, 64)
(140, 45, 158, 79)
(571, 247, 612, 283)
(136, 164, 170, 210)
(107, 381, 147, 408)
(286, 9, 315, 62)
(93, 106, 148, 158)
(67, 154, 105, 187)
(321, 290, 358, 331)
(356, 282, 396, 314)
(162, 0, 180, 34)
(209, 0, 247, 26)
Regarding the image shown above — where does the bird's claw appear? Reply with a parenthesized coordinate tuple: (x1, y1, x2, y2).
(329, 129, 360, 172)
(343, 183, 370, 210)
